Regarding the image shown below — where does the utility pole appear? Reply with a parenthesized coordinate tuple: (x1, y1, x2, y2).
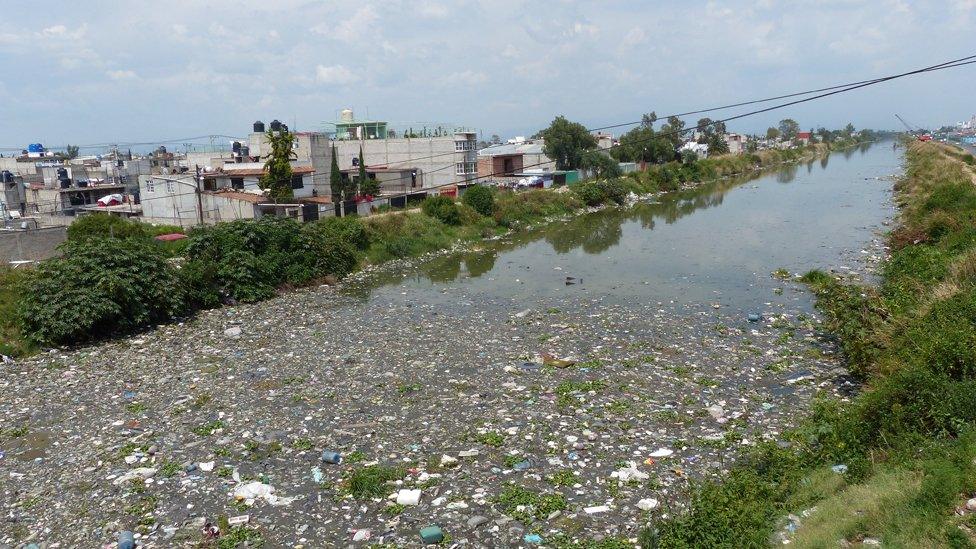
(194, 165, 204, 226)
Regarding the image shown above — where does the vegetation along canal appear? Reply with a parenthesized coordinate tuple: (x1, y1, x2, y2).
(1, 143, 903, 547)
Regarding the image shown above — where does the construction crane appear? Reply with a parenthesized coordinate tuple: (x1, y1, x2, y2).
(895, 114, 932, 141)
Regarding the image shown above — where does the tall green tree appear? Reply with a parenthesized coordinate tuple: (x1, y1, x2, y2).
(358, 145, 380, 196)
(260, 129, 296, 200)
(778, 119, 800, 141)
(65, 145, 79, 159)
(539, 116, 597, 170)
(579, 150, 622, 179)
(766, 127, 781, 140)
(844, 122, 856, 135)
(329, 144, 345, 202)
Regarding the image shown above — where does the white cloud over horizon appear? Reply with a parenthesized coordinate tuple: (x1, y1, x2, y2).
(0, 0, 973, 149)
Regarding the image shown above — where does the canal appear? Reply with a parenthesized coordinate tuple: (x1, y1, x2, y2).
(347, 142, 899, 315)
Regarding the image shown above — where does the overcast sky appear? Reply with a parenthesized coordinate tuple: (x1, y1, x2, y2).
(1, 0, 974, 151)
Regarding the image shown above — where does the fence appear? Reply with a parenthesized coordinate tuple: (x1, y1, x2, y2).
(0, 226, 67, 264)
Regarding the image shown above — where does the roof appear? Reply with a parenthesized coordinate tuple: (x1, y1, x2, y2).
(478, 142, 546, 157)
(298, 196, 333, 205)
(207, 166, 315, 177)
(797, 132, 812, 138)
(204, 190, 267, 204)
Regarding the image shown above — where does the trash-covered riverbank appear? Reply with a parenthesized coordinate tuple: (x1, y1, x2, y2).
(1, 279, 858, 547)
(0, 144, 898, 547)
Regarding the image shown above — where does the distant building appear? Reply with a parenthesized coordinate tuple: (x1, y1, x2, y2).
(723, 133, 747, 155)
(477, 140, 556, 182)
(138, 161, 326, 227)
(796, 132, 813, 145)
(328, 109, 477, 191)
(247, 123, 332, 197)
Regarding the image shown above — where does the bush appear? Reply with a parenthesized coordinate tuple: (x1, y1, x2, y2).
(66, 214, 150, 241)
(365, 213, 455, 262)
(571, 179, 628, 207)
(310, 216, 370, 251)
(19, 239, 185, 345)
(462, 185, 495, 217)
(183, 218, 318, 304)
(421, 195, 460, 225)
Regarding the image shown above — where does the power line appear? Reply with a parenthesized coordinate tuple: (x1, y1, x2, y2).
(370, 54, 976, 201)
(303, 54, 976, 173)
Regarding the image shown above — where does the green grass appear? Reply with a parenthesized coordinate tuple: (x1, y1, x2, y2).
(495, 484, 568, 521)
(345, 464, 406, 499)
(654, 142, 976, 548)
(0, 268, 33, 357)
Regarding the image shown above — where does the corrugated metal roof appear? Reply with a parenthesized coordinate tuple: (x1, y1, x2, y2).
(209, 166, 315, 177)
(477, 142, 546, 157)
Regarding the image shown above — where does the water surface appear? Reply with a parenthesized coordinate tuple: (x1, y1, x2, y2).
(345, 143, 898, 314)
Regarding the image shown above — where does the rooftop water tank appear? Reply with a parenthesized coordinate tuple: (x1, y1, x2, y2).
(253, 120, 265, 133)
(27, 143, 44, 153)
(269, 119, 283, 132)
(340, 109, 354, 123)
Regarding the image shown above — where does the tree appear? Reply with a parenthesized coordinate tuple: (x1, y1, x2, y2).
(844, 122, 856, 135)
(260, 129, 296, 200)
(660, 115, 686, 149)
(579, 150, 622, 179)
(696, 118, 729, 155)
(539, 116, 597, 170)
(329, 144, 346, 202)
(356, 146, 379, 196)
(640, 111, 658, 129)
(614, 126, 674, 164)
(490, 134, 502, 145)
(65, 144, 79, 159)
(766, 127, 781, 140)
(778, 119, 800, 141)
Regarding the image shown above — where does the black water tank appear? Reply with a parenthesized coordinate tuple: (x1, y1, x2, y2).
(270, 119, 283, 132)
(253, 120, 265, 133)
(282, 124, 289, 133)
(232, 141, 242, 153)
(1, 170, 12, 183)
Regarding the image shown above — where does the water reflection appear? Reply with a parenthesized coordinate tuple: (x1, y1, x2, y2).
(339, 143, 893, 304)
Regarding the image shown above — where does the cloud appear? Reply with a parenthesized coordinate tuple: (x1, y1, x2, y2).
(418, 2, 449, 18)
(106, 69, 138, 80)
(312, 6, 378, 43)
(621, 27, 646, 48)
(39, 24, 86, 40)
(442, 70, 488, 86)
(315, 64, 359, 85)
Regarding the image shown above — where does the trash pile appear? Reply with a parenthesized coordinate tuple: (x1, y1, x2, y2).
(0, 273, 858, 547)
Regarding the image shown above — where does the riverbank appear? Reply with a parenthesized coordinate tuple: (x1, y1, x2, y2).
(651, 141, 976, 547)
(0, 143, 842, 358)
(0, 142, 894, 547)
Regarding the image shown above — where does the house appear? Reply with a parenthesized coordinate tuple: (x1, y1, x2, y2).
(138, 162, 325, 227)
(199, 162, 316, 198)
(723, 133, 747, 155)
(328, 109, 478, 190)
(679, 141, 709, 158)
(247, 122, 333, 196)
(477, 140, 557, 183)
(796, 132, 813, 145)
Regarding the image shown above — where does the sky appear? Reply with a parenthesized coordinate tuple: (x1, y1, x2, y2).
(1, 0, 974, 152)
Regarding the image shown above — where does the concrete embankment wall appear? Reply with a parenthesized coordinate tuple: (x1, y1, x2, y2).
(0, 227, 67, 263)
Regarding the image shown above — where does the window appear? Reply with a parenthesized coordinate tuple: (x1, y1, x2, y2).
(231, 177, 244, 190)
(145, 179, 155, 193)
(455, 140, 472, 151)
(166, 181, 175, 193)
(291, 174, 304, 190)
(455, 162, 477, 175)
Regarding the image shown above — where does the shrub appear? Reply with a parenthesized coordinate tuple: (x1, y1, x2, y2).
(311, 216, 370, 251)
(571, 179, 627, 207)
(66, 214, 150, 241)
(421, 195, 460, 225)
(19, 239, 185, 345)
(183, 217, 318, 303)
(462, 185, 495, 217)
(493, 189, 581, 227)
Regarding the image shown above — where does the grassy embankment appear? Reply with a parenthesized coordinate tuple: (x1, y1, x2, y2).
(0, 144, 832, 356)
(649, 141, 976, 548)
